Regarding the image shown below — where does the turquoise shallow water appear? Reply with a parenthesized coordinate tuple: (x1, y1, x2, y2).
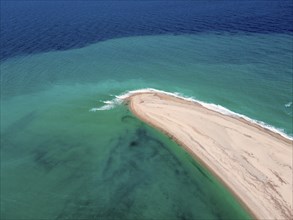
(1, 33, 292, 219)
(2, 33, 292, 133)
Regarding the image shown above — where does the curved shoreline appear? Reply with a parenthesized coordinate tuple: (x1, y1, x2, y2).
(127, 92, 293, 220)
(92, 88, 292, 141)
(129, 100, 257, 220)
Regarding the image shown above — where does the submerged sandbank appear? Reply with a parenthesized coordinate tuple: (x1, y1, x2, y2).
(127, 92, 293, 220)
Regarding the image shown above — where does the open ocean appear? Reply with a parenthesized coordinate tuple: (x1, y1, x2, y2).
(1, 1, 292, 219)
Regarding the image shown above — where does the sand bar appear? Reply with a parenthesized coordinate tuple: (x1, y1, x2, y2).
(127, 92, 293, 219)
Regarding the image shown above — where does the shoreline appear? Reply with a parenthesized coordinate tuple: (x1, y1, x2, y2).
(127, 92, 293, 220)
(129, 100, 257, 220)
(93, 88, 292, 141)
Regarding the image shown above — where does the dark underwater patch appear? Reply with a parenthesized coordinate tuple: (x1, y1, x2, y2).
(129, 140, 138, 147)
(33, 148, 60, 172)
(1, 111, 37, 153)
(2, 111, 37, 138)
(121, 115, 136, 123)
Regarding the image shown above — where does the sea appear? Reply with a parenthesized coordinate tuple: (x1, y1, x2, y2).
(1, 1, 292, 219)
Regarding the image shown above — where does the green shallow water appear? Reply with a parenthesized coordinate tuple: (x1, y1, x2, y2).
(1, 84, 251, 219)
(1, 33, 292, 219)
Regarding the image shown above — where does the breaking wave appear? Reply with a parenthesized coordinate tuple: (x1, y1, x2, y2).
(90, 88, 293, 140)
(285, 102, 292, 108)
(90, 100, 120, 111)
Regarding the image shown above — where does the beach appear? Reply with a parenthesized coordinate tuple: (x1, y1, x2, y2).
(128, 92, 293, 220)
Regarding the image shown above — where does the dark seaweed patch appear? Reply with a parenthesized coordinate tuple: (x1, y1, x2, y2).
(32, 139, 87, 173)
(33, 148, 60, 172)
(121, 115, 135, 123)
(1, 111, 37, 150)
(56, 197, 99, 220)
(7, 111, 36, 132)
(102, 155, 113, 176)
(57, 125, 208, 220)
(135, 127, 148, 140)
(129, 141, 138, 147)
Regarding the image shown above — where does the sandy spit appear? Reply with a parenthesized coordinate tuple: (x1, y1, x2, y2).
(127, 92, 293, 220)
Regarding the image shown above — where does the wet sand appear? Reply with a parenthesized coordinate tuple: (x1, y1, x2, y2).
(127, 92, 293, 220)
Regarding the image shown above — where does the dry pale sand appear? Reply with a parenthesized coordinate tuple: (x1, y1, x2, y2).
(127, 92, 293, 220)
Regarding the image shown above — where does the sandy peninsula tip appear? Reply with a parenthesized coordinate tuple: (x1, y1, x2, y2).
(127, 92, 293, 220)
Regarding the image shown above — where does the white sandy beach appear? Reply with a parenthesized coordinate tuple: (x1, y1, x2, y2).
(128, 92, 293, 220)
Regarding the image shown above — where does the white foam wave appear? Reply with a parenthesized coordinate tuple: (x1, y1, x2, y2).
(89, 99, 122, 111)
(285, 102, 292, 108)
(91, 88, 293, 140)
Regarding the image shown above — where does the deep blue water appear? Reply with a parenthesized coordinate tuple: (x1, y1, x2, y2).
(1, 0, 293, 60)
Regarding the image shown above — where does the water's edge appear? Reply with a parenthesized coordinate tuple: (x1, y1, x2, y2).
(91, 88, 293, 141)
(128, 102, 256, 220)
